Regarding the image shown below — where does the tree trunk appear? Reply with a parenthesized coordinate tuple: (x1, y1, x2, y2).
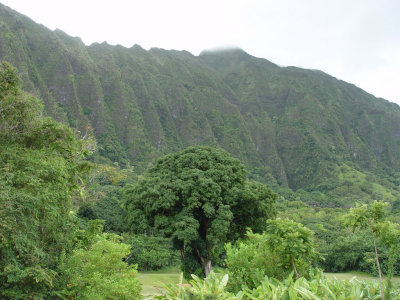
(385, 247, 395, 298)
(371, 228, 384, 299)
(204, 260, 212, 277)
(180, 248, 185, 260)
(291, 257, 299, 279)
(196, 249, 213, 277)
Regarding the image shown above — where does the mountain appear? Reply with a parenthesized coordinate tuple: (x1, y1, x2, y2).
(1, 3, 400, 206)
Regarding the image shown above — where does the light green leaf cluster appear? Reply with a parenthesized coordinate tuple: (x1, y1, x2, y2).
(265, 218, 321, 278)
(344, 200, 400, 299)
(225, 219, 320, 292)
(225, 236, 284, 292)
(157, 270, 398, 299)
(155, 271, 234, 300)
(59, 232, 142, 299)
(343, 201, 389, 230)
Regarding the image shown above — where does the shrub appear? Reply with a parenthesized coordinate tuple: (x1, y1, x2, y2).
(225, 237, 285, 292)
(58, 233, 141, 299)
(124, 234, 180, 271)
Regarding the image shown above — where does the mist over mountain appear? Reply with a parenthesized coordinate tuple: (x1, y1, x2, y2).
(1, 3, 400, 206)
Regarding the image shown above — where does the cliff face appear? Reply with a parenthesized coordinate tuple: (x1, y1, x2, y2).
(1, 3, 400, 195)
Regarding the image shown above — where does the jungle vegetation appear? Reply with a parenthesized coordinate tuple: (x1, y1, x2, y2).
(1, 3, 400, 299)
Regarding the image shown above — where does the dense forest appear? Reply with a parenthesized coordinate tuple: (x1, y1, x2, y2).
(1, 3, 400, 299)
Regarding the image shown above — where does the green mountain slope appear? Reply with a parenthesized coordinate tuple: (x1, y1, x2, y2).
(1, 3, 400, 206)
(200, 49, 400, 188)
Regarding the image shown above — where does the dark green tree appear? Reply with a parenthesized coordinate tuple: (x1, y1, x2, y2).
(124, 234, 180, 271)
(124, 146, 276, 277)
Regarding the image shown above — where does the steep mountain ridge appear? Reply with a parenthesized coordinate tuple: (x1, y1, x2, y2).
(200, 49, 400, 188)
(1, 3, 400, 202)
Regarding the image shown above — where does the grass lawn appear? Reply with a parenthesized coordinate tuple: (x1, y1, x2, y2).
(138, 269, 400, 298)
(138, 267, 183, 297)
(325, 272, 400, 287)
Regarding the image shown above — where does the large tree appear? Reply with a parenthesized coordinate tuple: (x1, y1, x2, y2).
(0, 62, 94, 298)
(124, 146, 277, 277)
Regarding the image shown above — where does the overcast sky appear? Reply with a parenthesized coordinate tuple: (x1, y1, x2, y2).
(2, 0, 400, 104)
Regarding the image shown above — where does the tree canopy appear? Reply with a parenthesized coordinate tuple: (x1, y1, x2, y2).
(124, 146, 277, 277)
(0, 62, 94, 298)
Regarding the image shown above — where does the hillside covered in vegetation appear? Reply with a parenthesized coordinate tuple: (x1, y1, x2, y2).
(1, 3, 400, 210)
(2, 2, 400, 299)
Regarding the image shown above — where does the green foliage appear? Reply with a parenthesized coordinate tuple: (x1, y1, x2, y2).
(322, 226, 400, 277)
(344, 200, 400, 298)
(124, 234, 180, 271)
(3, 5, 400, 293)
(375, 220, 400, 297)
(156, 270, 399, 299)
(77, 163, 135, 232)
(230, 181, 277, 239)
(265, 218, 321, 279)
(155, 271, 232, 300)
(78, 187, 127, 233)
(0, 61, 19, 95)
(0, 62, 93, 298)
(3, 5, 400, 207)
(242, 270, 396, 299)
(225, 220, 319, 293)
(315, 164, 400, 207)
(323, 230, 376, 273)
(344, 201, 389, 230)
(0, 62, 43, 140)
(225, 233, 285, 292)
(124, 146, 276, 277)
(277, 197, 400, 278)
(58, 231, 142, 299)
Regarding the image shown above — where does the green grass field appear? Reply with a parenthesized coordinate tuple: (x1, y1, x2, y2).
(325, 272, 400, 286)
(138, 270, 400, 297)
(138, 267, 183, 296)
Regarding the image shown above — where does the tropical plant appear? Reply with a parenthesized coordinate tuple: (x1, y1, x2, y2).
(154, 271, 234, 300)
(156, 270, 399, 299)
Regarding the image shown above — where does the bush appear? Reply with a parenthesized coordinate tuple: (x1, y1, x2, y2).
(78, 192, 126, 233)
(225, 234, 286, 293)
(322, 230, 376, 273)
(124, 234, 180, 271)
(58, 232, 141, 299)
(225, 219, 320, 293)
